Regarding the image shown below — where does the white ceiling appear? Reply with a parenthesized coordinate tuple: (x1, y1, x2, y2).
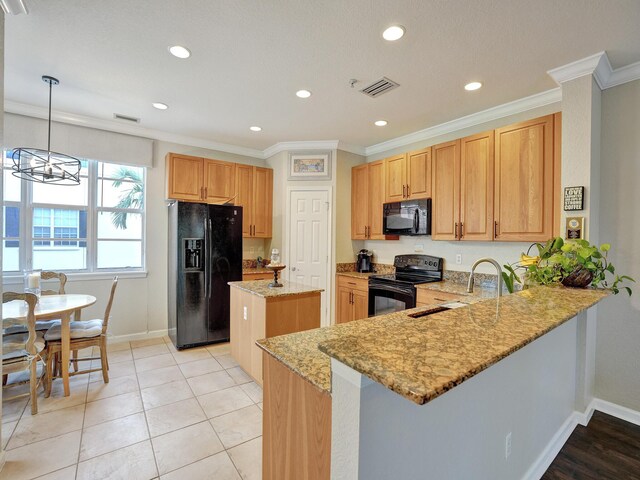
(6, 0, 640, 153)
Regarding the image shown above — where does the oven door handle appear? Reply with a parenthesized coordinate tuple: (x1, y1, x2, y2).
(369, 283, 415, 296)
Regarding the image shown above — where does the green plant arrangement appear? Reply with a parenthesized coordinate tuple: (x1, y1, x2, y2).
(502, 237, 634, 295)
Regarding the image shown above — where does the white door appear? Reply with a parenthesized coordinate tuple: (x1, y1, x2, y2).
(287, 188, 330, 326)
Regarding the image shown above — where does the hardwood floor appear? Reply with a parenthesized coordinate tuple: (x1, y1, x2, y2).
(542, 411, 640, 479)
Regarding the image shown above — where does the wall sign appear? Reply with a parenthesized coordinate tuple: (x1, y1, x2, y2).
(566, 216, 585, 240)
(564, 186, 584, 211)
(288, 152, 332, 181)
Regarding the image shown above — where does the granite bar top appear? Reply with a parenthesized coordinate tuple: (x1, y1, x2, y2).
(258, 286, 610, 402)
(229, 280, 324, 298)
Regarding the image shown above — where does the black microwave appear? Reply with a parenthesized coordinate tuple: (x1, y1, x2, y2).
(382, 198, 431, 236)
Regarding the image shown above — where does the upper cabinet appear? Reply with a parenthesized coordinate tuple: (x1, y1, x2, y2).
(431, 140, 460, 240)
(494, 114, 555, 242)
(166, 153, 235, 203)
(167, 152, 273, 238)
(460, 131, 494, 241)
(203, 159, 236, 203)
(384, 149, 432, 203)
(235, 165, 273, 238)
(351, 161, 397, 240)
(166, 153, 205, 202)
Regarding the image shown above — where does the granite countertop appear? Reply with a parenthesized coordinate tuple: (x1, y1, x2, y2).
(242, 267, 273, 274)
(336, 272, 377, 280)
(228, 279, 324, 298)
(257, 286, 610, 403)
(416, 280, 498, 299)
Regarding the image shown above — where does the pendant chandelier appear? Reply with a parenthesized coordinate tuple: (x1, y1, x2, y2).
(11, 75, 81, 185)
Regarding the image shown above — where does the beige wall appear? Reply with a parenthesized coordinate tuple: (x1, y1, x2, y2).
(335, 150, 366, 263)
(364, 103, 562, 274)
(595, 79, 640, 410)
(1, 140, 266, 339)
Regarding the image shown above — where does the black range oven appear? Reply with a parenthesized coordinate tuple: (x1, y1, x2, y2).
(368, 254, 444, 317)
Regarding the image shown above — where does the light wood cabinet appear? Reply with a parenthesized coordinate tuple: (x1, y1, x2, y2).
(230, 286, 321, 384)
(166, 153, 236, 204)
(385, 154, 407, 202)
(416, 289, 461, 307)
(242, 272, 273, 281)
(431, 140, 461, 240)
(384, 149, 432, 202)
(494, 114, 554, 242)
(235, 165, 273, 238)
(351, 161, 395, 240)
(336, 275, 369, 324)
(166, 153, 205, 202)
(432, 132, 494, 241)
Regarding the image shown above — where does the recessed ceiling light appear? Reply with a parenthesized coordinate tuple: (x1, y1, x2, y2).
(168, 45, 191, 59)
(296, 89, 312, 98)
(152, 102, 168, 110)
(249, 126, 262, 132)
(374, 120, 388, 127)
(464, 81, 482, 91)
(382, 25, 405, 41)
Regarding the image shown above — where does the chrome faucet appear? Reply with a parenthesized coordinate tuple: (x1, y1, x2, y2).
(467, 257, 503, 296)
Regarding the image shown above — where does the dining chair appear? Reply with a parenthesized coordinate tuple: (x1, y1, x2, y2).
(2, 292, 45, 415)
(4, 271, 68, 336)
(44, 277, 118, 395)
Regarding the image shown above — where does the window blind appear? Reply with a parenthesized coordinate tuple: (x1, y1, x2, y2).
(4, 113, 154, 167)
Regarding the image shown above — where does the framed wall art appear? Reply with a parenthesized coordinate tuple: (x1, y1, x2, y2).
(288, 152, 332, 181)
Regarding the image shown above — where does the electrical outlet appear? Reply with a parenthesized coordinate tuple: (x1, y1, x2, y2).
(243, 306, 248, 320)
(456, 254, 462, 264)
(414, 244, 424, 252)
(505, 432, 512, 459)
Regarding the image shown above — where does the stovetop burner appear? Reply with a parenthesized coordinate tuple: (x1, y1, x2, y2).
(370, 254, 444, 285)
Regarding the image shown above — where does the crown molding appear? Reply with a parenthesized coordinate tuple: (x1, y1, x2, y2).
(548, 51, 640, 90)
(263, 140, 339, 159)
(4, 100, 266, 159)
(364, 87, 562, 157)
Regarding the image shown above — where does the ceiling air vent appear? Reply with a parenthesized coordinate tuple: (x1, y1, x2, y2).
(360, 77, 400, 98)
(113, 113, 140, 123)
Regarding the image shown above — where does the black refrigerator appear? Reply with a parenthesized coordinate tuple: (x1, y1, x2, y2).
(168, 201, 243, 349)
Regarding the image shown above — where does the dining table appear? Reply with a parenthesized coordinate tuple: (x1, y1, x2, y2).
(3, 293, 97, 397)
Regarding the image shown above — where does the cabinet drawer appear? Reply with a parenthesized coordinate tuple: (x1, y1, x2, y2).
(243, 273, 273, 281)
(336, 275, 369, 293)
(416, 289, 461, 306)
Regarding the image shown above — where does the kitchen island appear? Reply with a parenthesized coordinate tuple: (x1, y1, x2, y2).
(228, 279, 323, 384)
(257, 285, 610, 480)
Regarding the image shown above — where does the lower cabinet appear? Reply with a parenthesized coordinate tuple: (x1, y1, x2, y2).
(336, 275, 369, 323)
(242, 272, 273, 281)
(416, 288, 461, 307)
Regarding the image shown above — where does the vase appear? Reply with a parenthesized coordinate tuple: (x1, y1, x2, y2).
(561, 267, 594, 288)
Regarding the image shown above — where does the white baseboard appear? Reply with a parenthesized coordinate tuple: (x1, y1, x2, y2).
(591, 398, 640, 426)
(522, 412, 581, 480)
(523, 398, 640, 480)
(108, 329, 168, 344)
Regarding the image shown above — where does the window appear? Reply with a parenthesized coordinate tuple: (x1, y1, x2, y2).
(2, 155, 145, 274)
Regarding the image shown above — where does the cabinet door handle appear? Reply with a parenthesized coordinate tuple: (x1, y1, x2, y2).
(407, 184, 410, 197)
(203, 187, 207, 198)
(200, 186, 204, 199)
(494, 221, 499, 238)
(455, 222, 458, 239)
(460, 223, 464, 238)
(434, 297, 448, 302)
(402, 185, 406, 198)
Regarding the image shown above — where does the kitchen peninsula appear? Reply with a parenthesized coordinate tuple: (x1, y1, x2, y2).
(229, 279, 323, 384)
(258, 285, 610, 480)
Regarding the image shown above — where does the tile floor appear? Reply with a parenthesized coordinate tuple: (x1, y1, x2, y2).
(1, 337, 262, 480)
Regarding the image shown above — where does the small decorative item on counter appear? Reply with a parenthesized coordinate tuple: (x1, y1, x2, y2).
(24, 269, 42, 299)
(270, 248, 281, 266)
(256, 256, 263, 268)
(502, 237, 634, 295)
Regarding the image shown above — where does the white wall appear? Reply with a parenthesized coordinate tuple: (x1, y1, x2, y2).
(1, 139, 267, 339)
(331, 317, 580, 480)
(595, 79, 640, 410)
(363, 103, 561, 274)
